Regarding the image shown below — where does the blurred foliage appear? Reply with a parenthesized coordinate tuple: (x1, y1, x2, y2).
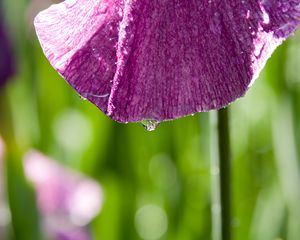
(0, 1, 300, 240)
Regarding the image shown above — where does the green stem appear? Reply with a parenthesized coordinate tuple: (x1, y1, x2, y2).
(210, 108, 231, 240)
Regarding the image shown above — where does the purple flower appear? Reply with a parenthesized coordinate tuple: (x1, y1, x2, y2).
(24, 151, 103, 240)
(34, 0, 300, 123)
(0, 14, 14, 89)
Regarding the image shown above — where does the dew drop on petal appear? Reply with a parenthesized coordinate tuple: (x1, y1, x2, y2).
(80, 95, 87, 101)
(141, 120, 160, 131)
(209, 12, 222, 34)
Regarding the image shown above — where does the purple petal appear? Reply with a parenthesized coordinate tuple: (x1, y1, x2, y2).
(34, 0, 123, 112)
(0, 16, 15, 89)
(262, 0, 300, 37)
(35, 0, 300, 123)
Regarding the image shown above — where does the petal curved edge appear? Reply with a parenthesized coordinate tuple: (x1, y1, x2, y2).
(35, 0, 300, 123)
(107, 0, 300, 123)
(34, 0, 123, 112)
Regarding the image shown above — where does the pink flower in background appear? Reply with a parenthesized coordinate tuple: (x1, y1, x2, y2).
(34, 0, 300, 123)
(24, 151, 103, 240)
(0, 137, 4, 159)
(0, 137, 10, 239)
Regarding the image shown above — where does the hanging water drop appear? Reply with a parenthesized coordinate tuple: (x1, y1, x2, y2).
(80, 95, 87, 101)
(141, 120, 160, 131)
(209, 12, 222, 34)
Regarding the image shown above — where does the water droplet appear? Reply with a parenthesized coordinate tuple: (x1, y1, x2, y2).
(81, 92, 109, 99)
(209, 12, 222, 34)
(246, 10, 250, 19)
(96, 4, 108, 14)
(80, 95, 87, 101)
(118, 9, 123, 17)
(141, 120, 160, 131)
(91, 47, 101, 59)
(281, 2, 291, 13)
(260, 4, 270, 24)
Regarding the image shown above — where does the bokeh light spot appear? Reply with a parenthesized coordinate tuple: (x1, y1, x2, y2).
(134, 204, 168, 240)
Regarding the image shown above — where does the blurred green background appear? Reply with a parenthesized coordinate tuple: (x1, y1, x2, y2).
(1, 0, 300, 240)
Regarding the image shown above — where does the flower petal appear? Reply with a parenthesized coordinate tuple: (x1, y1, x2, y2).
(35, 0, 300, 122)
(107, 0, 300, 122)
(34, 0, 123, 112)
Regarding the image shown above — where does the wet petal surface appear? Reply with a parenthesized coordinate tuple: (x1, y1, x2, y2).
(35, 0, 300, 122)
